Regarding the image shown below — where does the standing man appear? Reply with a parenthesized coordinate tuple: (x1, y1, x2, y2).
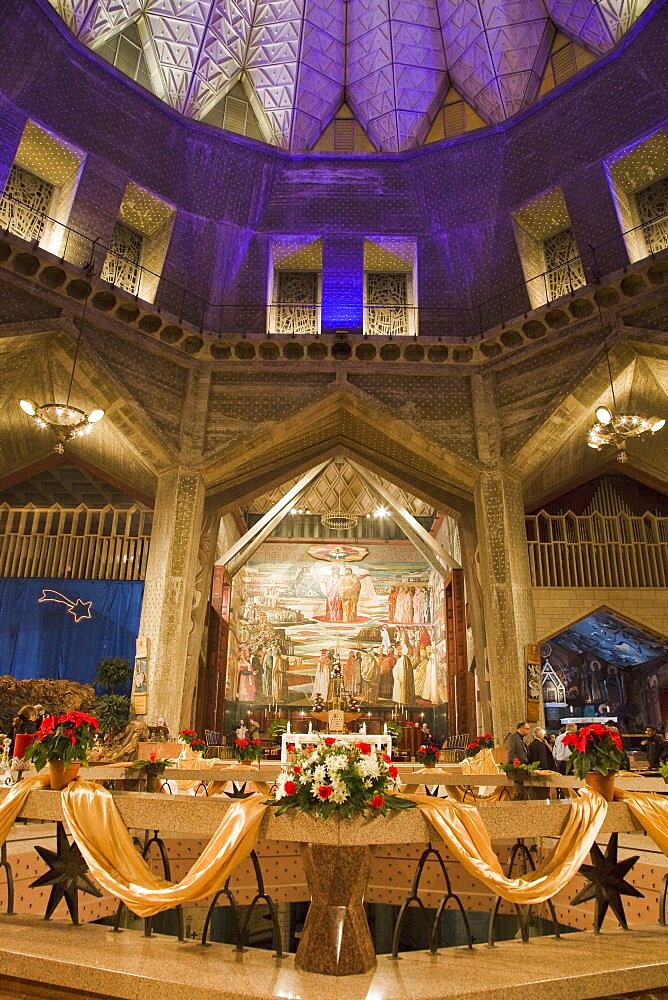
(553, 723, 576, 774)
(506, 721, 531, 763)
(641, 725, 666, 769)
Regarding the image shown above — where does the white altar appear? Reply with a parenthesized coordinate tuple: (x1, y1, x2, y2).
(281, 732, 393, 763)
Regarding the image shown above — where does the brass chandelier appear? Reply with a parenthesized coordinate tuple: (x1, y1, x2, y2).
(587, 301, 664, 462)
(19, 292, 104, 453)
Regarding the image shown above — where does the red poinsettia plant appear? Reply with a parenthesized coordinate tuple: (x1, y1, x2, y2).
(24, 712, 98, 771)
(464, 733, 495, 758)
(416, 743, 441, 766)
(234, 737, 263, 764)
(562, 723, 627, 779)
(179, 728, 206, 751)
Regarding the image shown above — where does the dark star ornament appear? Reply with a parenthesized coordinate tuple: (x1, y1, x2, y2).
(571, 832, 643, 932)
(30, 822, 101, 924)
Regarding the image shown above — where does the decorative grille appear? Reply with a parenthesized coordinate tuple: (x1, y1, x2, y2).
(365, 272, 409, 336)
(274, 271, 319, 335)
(101, 221, 143, 295)
(0, 165, 53, 242)
(636, 177, 668, 254)
(443, 99, 467, 138)
(97, 24, 152, 92)
(542, 227, 585, 300)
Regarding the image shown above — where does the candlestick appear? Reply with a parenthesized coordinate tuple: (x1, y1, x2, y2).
(286, 721, 291, 733)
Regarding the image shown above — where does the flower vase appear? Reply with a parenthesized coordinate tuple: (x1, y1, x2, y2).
(145, 762, 166, 793)
(585, 771, 616, 802)
(48, 761, 81, 790)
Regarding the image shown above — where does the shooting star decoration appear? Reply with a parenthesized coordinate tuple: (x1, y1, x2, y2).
(38, 589, 92, 623)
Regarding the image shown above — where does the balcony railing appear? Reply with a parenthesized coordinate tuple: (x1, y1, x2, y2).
(526, 511, 668, 589)
(0, 192, 666, 340)
(0, 505, 151, 580)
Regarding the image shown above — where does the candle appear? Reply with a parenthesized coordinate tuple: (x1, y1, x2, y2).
(286, 721, 291, 734)
(384, 723, 388, 735)
(308, 721, 313, 733)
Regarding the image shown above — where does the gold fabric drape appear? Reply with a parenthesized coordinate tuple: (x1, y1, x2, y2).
(614, 788, 668, 855)
(404, 787, 608, 904)
(60, 780, 268, 917)
(0, 772, 48, 842)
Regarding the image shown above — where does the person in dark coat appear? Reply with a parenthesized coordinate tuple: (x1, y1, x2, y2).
(641, 726, 666, 769)
(506, 721, 530, 763)
(528, 727, 556, 770)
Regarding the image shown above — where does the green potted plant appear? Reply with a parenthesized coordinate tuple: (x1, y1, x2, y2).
(24, 712, 99, 789)
(94, 657, 131, 740)
(562, 723, 627, 801)
(659, 760, 668, 784)
(267, 719, 288, 745)
(132, 752, 175, 792)
(385, 720, 403, 749)
(499, 758, 541, 800)
(179, 728, 206, 753)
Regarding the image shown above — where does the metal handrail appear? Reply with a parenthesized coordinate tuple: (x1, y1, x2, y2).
(0, 191, 666, 340)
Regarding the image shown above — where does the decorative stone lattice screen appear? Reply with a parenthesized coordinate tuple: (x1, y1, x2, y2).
(101, 221, 143, 295)
(365, 272, 409, 337)
(273, 271, 320, 335)
(0, 165, 53, 243)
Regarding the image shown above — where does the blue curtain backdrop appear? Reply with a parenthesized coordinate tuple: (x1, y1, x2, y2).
(0, 578, 144, 684)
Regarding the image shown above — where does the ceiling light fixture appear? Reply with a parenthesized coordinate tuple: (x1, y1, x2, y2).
(587, 297, 664, 463)
(321, 460, 356, 531)
(18, 290, 104, 453)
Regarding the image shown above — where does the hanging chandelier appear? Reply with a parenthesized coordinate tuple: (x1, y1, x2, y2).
(18, 292, 104, 453)
(321, 462, 357, 531)
(587, 298, 664, 462)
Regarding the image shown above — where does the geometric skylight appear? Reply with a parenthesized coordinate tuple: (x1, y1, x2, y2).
(46, 0, 652, 152)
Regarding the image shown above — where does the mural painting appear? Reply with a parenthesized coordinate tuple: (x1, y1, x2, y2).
(227, 542, 447, 708)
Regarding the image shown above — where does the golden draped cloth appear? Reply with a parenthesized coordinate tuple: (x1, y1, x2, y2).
(402, 788, 608, 904)
(59, 780, 268, 917)
(614, 787, 668, 855)
(1, 774, 667, 918)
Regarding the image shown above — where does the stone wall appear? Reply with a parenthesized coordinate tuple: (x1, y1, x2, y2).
(0, 677, 95, 736)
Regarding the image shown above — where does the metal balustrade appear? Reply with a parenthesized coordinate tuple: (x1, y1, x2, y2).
(526, 510, 668, 589)
(0, 505, 151, 580)
(0, 191, 665, 340)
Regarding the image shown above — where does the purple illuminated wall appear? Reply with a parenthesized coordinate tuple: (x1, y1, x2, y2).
(0, 0, 665, 334)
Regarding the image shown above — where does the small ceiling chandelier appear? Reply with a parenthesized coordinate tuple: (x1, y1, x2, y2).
(587, 299, 664, 463)
(18, 291, 104, 454)
(321, 462, 357, 531)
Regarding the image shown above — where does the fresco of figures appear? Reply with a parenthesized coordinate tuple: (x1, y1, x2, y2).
(228, 546, 448, 708)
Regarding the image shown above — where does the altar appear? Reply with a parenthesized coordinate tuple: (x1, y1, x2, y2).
(280, 731, 392, 762)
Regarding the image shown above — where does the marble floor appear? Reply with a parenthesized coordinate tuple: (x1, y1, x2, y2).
(0, 915, 667, 1000)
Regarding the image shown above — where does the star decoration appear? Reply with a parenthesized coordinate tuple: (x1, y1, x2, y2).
(67, 599, 92, 623)
(571, 833, 643, 932)
(30, 823, 102, 924)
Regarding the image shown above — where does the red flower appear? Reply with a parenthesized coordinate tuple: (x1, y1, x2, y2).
(149, 752, 157, 762)
(180, 729, 196, 737)
(388, 765, 398, 779)
(417, 746, 427, 754)
(371, 795, 384, 809)
(383, 753, 391, 764)
(608, 730, 623, 749)
(356, 742, 371, 755)
(252, 739, 263, 746)
(484, 733, 492, 740)
(318, 785, 333, 800)
(324, 737, 336, 746)
(467, 742, 477, 750)
(513, 757, 521, 766)
(235, 738, 249, 748)
(293, 765, 301, 774)
(286, 744, 295, 753)
(562, 733, 578, 747)
(284, 780, 296, 796)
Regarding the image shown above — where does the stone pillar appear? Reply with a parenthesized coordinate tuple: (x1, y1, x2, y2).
(180, 503, 221, 727)
(458, 512, 493, 735)
(473, 469, 537, 740)
(320, 235, 364, 334)
(139, 467, 206, 733)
